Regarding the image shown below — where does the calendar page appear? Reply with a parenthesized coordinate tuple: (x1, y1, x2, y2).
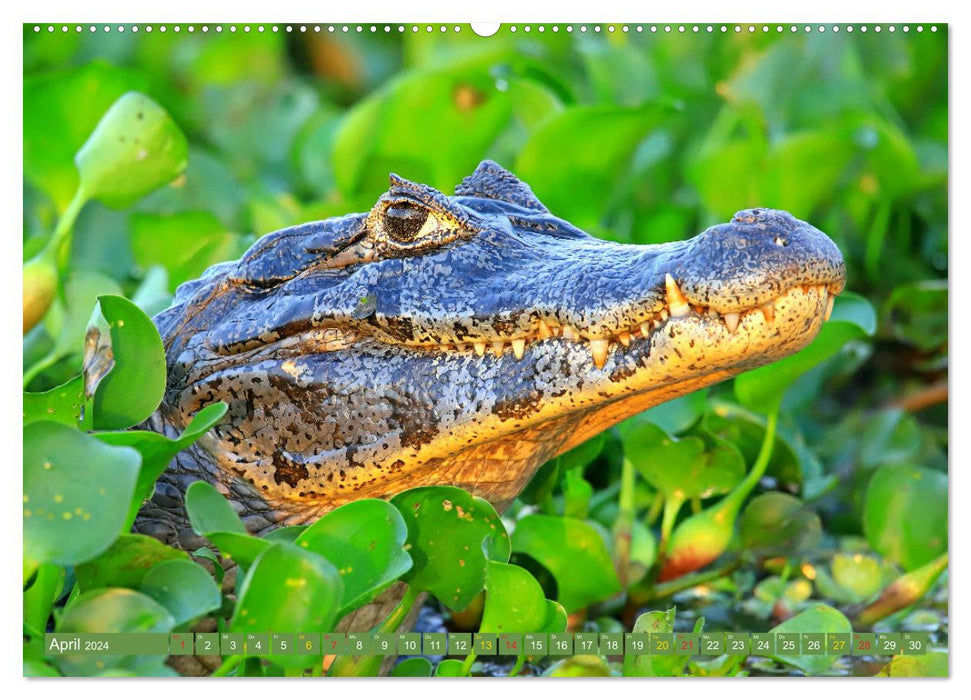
(22, 15, 949, 681)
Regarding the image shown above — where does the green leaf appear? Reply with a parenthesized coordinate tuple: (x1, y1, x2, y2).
(557, 433, 605, 471)
(231, 542, 343, 667)
(75, 92, 188, 209)
(511, 515, 621, 613)
(544, 655, 613, 677)
(24, 422, 140, 568)
(23, 375, 91, 430)
(863, 464, 948, 571)
(54, 588, 174, 676)
(769, 604, 852, 675)
(83, 294, 166, 430)
(434, 659, 467, 677)
(516, 106, 661, 231)
(129, 211, 236, 288)
(734, 292, 876, 414)
(623, 608, 700, 677)
(637, 390, 708, 436)
(140, 559, 222, 626)
(24, 61, 151, 210)
(95, 402, 228, 529)
(74, 534, 189, 592)
(876, 652, 948, 677)
(479, 561, 551, 634)
(884, 280, 947, 352)
(623, 422, 745, 500)
(23, 563, 65, 637)
(295, 499, 412, 616)
(206, 532, 269, 570)
(333, 59, 516, 197)
(829, 553, 891, 603)
(390, 486, 510, 611)
(391, 657, 434, 677)
(738, 493, 822, 557)
(185, 480, 247, 536)
(41, 269, 122, 366)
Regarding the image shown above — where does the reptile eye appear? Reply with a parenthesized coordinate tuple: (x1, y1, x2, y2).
(384, 203, 430, 242)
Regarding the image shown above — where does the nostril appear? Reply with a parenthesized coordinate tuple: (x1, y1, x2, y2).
(774, 236, 788, 247)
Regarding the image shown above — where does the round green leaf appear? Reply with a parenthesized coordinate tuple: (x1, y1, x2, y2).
(140, 559, 221, 626)
(75, 534, 189, 592)
(479, 562, 550, 634)
(295, 499, 412, 616)
(231, 542, 343, 666)
(185, 480, 247, 536)
(877, 652, 948, 677)
(863, 464, 948, 571)
(75, 92, 188, 209)
(769, 604, 852, 675)
(544, 655, 613, 677)
(739, 493, 822, 557)
(391, 657, 433, 677)
(83, 294, 166, 430)
(511, 515, 621, 613)
(390, 486, 510, 611)
(96, 402, 228, 528)
(623, 422, 745, 500)
(24, 422, 140, 568)
(207, 532, 270, 570)
(23, 375, 91, 430)
(434, 659, 467, 677)
(55, 588, 174, 676)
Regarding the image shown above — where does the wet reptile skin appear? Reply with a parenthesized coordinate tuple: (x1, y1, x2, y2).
(134, 160, 844, 636)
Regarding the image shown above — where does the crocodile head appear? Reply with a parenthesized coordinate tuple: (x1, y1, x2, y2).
(146, 160, 844, 537)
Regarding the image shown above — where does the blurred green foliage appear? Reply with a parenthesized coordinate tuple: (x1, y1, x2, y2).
(23, 26, 947, 677)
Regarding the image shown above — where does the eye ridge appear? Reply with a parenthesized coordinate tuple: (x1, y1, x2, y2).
(384, 203, 429, 242)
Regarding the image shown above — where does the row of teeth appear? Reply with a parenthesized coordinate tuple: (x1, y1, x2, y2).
(420, 275, 836, 369)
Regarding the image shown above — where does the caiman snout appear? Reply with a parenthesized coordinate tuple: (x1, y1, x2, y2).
(673, 207, 846, 314)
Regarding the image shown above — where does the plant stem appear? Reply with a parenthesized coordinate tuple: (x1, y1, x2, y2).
(659, 494, 686, 554)
(508, 653, 526, 677)
(718, 410, 779, 519)
(23, 352, 59, 388)
(48, 187, 88, 271)
(646, 491, 664, 525)
(212, 654, 243, 677)
(613, 457, 636, 587)
(630, 559, 741, 604)
(458, 651, 477, 677)
(379, 585, 420, 633)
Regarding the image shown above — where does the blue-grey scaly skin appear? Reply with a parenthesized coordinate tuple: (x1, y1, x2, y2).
(136, 160, 845, 555)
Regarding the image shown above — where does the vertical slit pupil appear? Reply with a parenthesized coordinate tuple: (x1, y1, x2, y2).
(385, 204, 429, 241)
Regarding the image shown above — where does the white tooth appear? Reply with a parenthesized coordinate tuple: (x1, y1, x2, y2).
(536, 320, 553, 340)
(723, 312, 740, 333)
(760, 302, 775, 323)
(665, 273, 691, 317)
(589, 339, 610, 369)
(562, 325, 578, 341)
(491, 341, 505, 358)
(824, 293, 835, 321)
(640, 323, 651, 337)
(473, 342, 486, 357)
(659, 308, 669, 321)
(455, 342, 467, 352)
(708, 308, 720, 318)
(511, 338, 526, 360)
(618, 331, 631, 347)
